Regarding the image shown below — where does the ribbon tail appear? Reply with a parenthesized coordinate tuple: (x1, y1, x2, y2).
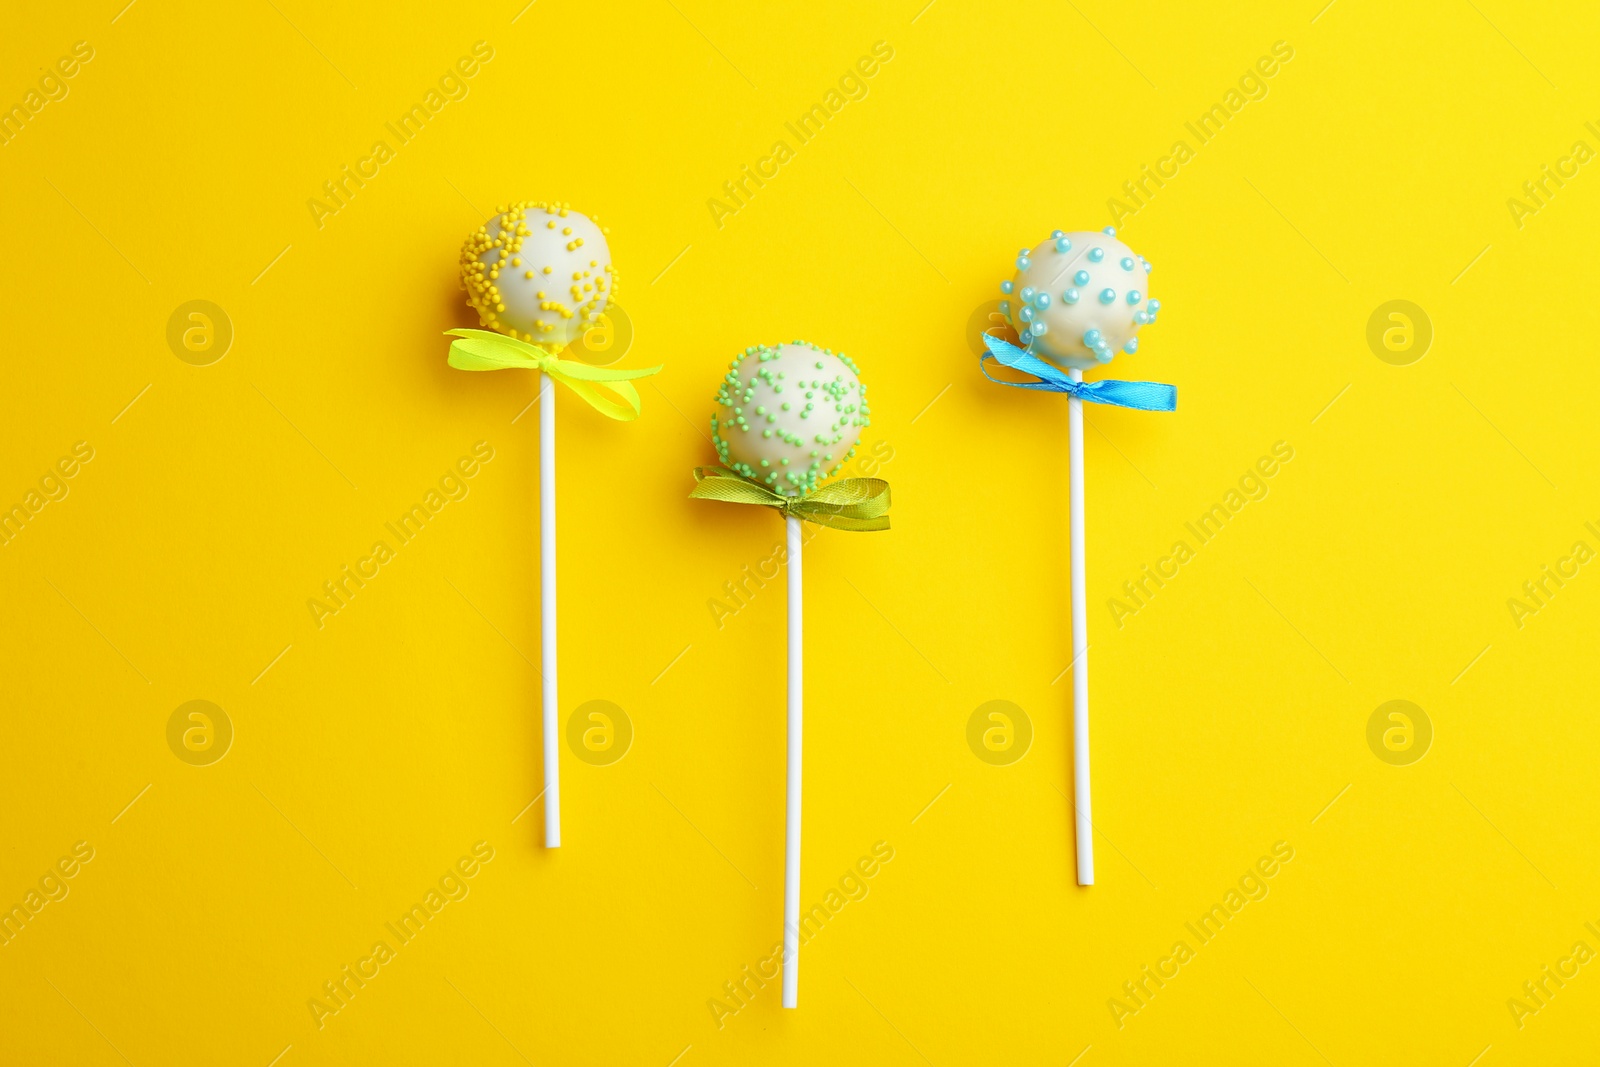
(792, 478, 891, 531)
(1080, 379, 1178, 411)
(691, 465, 736, 483)
(796, 509, 891, 532)
(552, 361, 664, 383)
(978, 353, 1062, 392)
(550, 372, 644, 420)
(980, 334, 1077, 393)
(688, 470, 783, 507)
(446, 341, 542, 372)
(805, 478, 891, 508)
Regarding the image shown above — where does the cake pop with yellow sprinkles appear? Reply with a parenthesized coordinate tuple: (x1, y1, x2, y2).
(459, 200, 616, 347)
(445, 198, 661, 854)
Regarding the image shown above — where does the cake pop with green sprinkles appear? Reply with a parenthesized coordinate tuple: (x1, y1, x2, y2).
(711, 341, 871, 498)
(693, 337, 889, 1014)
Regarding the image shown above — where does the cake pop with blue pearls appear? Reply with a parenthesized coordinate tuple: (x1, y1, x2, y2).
(997, 227, 1159, 369)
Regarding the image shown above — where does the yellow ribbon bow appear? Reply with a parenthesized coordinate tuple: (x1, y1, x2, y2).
(445, 328, 662, 421)
(690, 466, 892, 531)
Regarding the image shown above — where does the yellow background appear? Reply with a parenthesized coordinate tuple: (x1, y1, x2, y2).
(3, 0, 1598, 1063)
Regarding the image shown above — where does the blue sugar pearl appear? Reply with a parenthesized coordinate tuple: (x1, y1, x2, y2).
(1099, 288, 1116, 304)
(1063, 288, 1080, 304)
(1020, 328, 1033, 344)
(999, 300, 1011, 318)
(1054, 236, 1071, 253)
(1134, 310, 1149, 324)
(1103, 226, 1116, 235)
(1000, 280, 1014, 294)
(1095, 348, 1114, 363)
(1123, 338, 1139, 354)
(1120, 257, 1134, 270)
(1021, 286, 1036, 300)
(1088, 247, 1105, 262)
(1073, 270, 1090, 286)
(1126, 290, 1142, 305)
(1016, 255, 1031, 270)
(1051, 229, 1065, 238)
(1083, 329, 1102, 345)
(1032, 319, 1049, 335)
(1143, 259, 1153, 273)
(1019, 306, 1034, 322)
(1033, 292, 1051, 309)
(1148, 299, 1161, 312)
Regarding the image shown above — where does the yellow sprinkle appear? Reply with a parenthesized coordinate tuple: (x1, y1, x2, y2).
(542, 266, 552, 274)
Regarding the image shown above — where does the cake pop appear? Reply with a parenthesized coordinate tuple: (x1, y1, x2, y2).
(980, 227, 1176, 886)
(691, 340, 889, 1008)
(447, 200, 661, 849)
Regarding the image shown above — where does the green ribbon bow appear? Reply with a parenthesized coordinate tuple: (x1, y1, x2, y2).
(690, 466, 891, 531)
(445, 328, 662, 421)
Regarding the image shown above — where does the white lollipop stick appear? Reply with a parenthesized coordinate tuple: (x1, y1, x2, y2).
(781, 513, 804, 1007)
(1068, 369, 1093, 885)
(540, 371, 561, 848)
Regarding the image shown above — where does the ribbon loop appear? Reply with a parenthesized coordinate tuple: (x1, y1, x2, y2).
(980, 333, 1176, 412)
(445, 328, 663, 421)
(689, 466, 891, 532)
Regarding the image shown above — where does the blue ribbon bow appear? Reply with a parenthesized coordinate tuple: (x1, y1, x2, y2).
(980, 334, 1177, 411)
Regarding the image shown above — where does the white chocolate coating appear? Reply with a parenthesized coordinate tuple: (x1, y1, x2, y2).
(459, 201, 615, 347)
(1002, 229, 1158, 369)
(711, 341, 871, 498)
